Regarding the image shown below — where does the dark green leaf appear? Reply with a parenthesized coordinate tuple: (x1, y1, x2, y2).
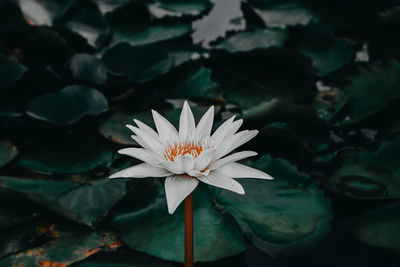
(69, 54, 108, 84)
(211, 155, 332, 256)
(26, 85, 109, 126)
(148, 0, 212, 18)
(112, 186, 246, 262)
(0, 60, 28, 93)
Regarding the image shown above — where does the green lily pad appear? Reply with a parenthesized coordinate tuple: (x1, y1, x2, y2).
(69, 53, 108, 84)
(211, 155, 332, 256)
(251, 0, 319, 28)
(106, 1, 191, 47)
(93, 0, 131, 15)
(327, 136, 400, 199)
(341, 62, 400, 125)
(148, 0, 211, 18)
(17, 128, 114, 174)
(75, 251, 173, 267)
(0, 140, 18, 167)
(0, 224, 121, 266)
(213, 29, 288, 52)
(112, 186, 246, 262)
(192, 0, 246, 48)
(26, 85, 109, 126)
(102, 43, 174, 83)
(61, 1, 110, 48)
(0, 176, 126, 227)
(300, 39, 355, 76)
(0, 60, 28, 93)
(0, 188, 37, 229)
(352, 203, 400, 253)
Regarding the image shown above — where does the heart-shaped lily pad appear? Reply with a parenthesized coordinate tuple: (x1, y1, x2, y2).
(0, 223, 121, 266)
(112, 185, 246, 262)
(26, 85, 108, 126)
(327, 136, 400, 199)
(352, 203, 400, 253)
(69, 53, 107, 84)
(0, 176, 126, 227)
(250, 0, 319, 29)
(210, 155, 332, 257)
(213, 29, 288, 52)
(0, 140, 18, 168)
(341, 62, 400, 125)
(103, 43, 175, 83)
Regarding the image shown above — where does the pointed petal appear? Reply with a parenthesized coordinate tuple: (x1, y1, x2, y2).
(152, 109, 178, 141)
(210, 116, 235, 145)
(210, 151, 257, 170)
(195, 106, 214, 138)
(198, 172, 244, 194)
(134, 119, 159, 140)
(195, 149, 215, 171)
(211, 117, 242, 147)
(179, 101, 195, 138)
(109, 163, 170, 178)
(214, 130, 258, 159)
(215, 162, 274, 180)
(118, 148, 161, 164)
(127, 124, 162, 153)
(165, 175, 199, 214)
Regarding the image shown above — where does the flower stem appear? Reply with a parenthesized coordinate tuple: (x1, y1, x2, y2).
(185, 193, 194, 267)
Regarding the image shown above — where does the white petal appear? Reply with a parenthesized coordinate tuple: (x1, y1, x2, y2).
(210, 116, 235, 145)
(195, 106, 214, 138)
(130, 135, 151, 150)
(127, 124, 162, 153)
(198, 172, 244, 194)
(179, 101, 196, 138)
(134, 119, 159, 140)
(214, 130, 258, 159)
(194, 149, 215, 171)
(109, 163, 170, 178)
(165, 175, 199, 214)
(159, 155, 195, 175)
(210, 151, 257, 170)
(152, 109, 178, 141)
(118, 147, 161, 164)
(215, 162, 274, 180)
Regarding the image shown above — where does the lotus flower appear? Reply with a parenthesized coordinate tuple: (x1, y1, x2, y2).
(109, 101, 273, 214)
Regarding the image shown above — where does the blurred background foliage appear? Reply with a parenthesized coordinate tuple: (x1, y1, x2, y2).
(0, 0, 400, 266)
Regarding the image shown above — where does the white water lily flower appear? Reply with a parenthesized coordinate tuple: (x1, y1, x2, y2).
(109, 101, 274, 214)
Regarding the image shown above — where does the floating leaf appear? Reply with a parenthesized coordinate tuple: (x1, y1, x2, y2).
(300, 39, 355, 76)
(0, 224, 121, 266)
(103, 43, 174, 83)
(0, 140, 18, 167)
(148, 0, 212, 18)
(0, 176, 126, 227)
(26, 85, 108, 126)
(313, 86, 348, 122)
(251, 0, 319, 28)
(69, 53, 108, 84)
(106, 1, 191, 47)
(17, 129, 114, 174)
(192, 0, 246, 48)
(327, 136, 400, 199)
(340, 62, 400, 125)
(213, 29, 288, 52)
(211, 155, 332, 256)
(0, 60, 28, 93)
(352, 203, 400, 253)
(93, 0, 131, 15)
(112, 186, 246, 262)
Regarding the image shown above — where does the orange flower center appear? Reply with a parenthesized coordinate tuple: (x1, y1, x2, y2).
(164, 142, 205, 161)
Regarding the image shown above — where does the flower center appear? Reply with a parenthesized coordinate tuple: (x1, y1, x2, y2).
(164, 141, 205, 161)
